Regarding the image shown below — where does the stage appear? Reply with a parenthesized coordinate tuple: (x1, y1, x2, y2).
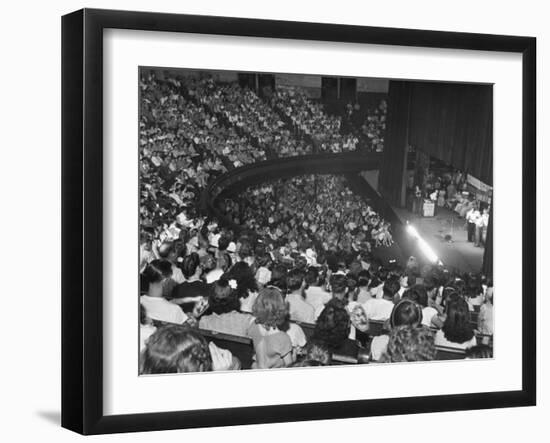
(391, 206, 484, 273)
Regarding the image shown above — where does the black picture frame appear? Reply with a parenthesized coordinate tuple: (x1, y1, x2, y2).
(61, 8, 536, 435)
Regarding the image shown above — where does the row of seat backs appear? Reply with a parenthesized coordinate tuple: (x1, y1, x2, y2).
(198, 326, 480, 368)
(199, 328, 361, 368)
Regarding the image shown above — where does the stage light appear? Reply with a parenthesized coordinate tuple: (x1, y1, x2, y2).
(406, 223, 440, 263)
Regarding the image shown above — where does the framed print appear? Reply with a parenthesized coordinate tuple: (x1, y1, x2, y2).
(61, 8, 536, 435)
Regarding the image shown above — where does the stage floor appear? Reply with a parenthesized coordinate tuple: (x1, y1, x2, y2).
(392, 206, 484, 273)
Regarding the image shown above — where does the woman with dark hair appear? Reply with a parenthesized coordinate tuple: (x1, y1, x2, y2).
(140, 324, 235, 374)
(198, 277, 254, 337)
(225, 261, 259, 313)
(140, 260, 188, 325)
(246, 287, 295, 369)
(267, 263, 288, 291)
(370, 298, 424, 361)
(312, 300, 360, 358)
(381, 325, 437, 363)
(171, 252, 210, 301)
(355, 270, 371, 304)
(434, 296, 477, 349)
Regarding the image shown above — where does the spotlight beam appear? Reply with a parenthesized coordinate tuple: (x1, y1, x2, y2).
(406, 223, 441, 264)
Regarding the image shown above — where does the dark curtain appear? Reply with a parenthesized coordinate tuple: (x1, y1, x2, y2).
(408, 82, 493, 186)
(482, 209, 493, 278)
(378, 81, 411, 206)
(380, 81, 493, 190)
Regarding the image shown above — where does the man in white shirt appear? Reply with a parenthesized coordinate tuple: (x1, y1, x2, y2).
(364, 278, 399, 321)
(304, 267, 332, 319)
(286, 269, 315, 323)
(465, 203, 478, 243)
(140, 295, 188, 325)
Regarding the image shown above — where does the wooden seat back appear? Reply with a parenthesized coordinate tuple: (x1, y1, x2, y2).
(435, 345, 466, 360)
(199, 328, 255, 369)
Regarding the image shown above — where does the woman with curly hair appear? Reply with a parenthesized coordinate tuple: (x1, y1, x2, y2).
(198, 277, 254, 337)
(434, 295, 477, 349)
(140, 324, 235, 374)
(312, 299, 361, 358)
(381, 325, 437, 362)
(370, 298, 423, 361)
(246, 287, 295, 369)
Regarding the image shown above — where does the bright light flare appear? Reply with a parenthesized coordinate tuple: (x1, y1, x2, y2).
(406, 223, 440, 263)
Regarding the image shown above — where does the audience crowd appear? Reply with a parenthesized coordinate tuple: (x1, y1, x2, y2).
(138, 71, 493, 375)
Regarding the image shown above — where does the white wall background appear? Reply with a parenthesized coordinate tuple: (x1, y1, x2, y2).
(0, 0, 545, 441)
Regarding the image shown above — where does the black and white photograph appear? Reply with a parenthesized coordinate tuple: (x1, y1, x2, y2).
(138, 68, 494, 374)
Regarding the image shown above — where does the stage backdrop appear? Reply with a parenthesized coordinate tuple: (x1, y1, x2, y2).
(379, 80, 493, 206)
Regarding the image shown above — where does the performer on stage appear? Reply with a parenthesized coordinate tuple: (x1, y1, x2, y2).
(465, 204, 477, 242)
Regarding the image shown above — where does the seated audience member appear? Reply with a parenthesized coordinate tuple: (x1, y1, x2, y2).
(367, 276, 383, 299)
(422, 277, 444, 328)
(355, 270, 372, 304)
(465, 344, 493, 359)
(225, 261, 259, 313)
(374, 267, 390, 297)
(363, 278, 398, 321)
(286, 268, 315, 323)
(140, 260, 189, 325)
(247, 287, 295, 369)
(156, 240, 186, 286)
(171, 253, 209, 300)
(292, 341, 332, 367)
(225, 261, 258, 312)
(478, 290, 494, 335)
(304, 267, 332, 318)
(381, 325, 437, 363)
(254, 253, 273, 287)
(396, 272, 412, 301)
(140, 324, 237, 374)
(281, 319, 308, 355)
(434, 296, 477, 349)
(198, 278, 254, 337)
(267, 264, 288, 292)
(348, 302, 369, 337)
(401, 284, 437, 329)
(465, 276, 484, 310)
(329, 273, 349, 305)
(312, 300, 360, 358)
(370, 299, 423, 361)
(139, 304, 157, 352)
(140, 233, 155, 273)
(205, 253, 231, 284)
